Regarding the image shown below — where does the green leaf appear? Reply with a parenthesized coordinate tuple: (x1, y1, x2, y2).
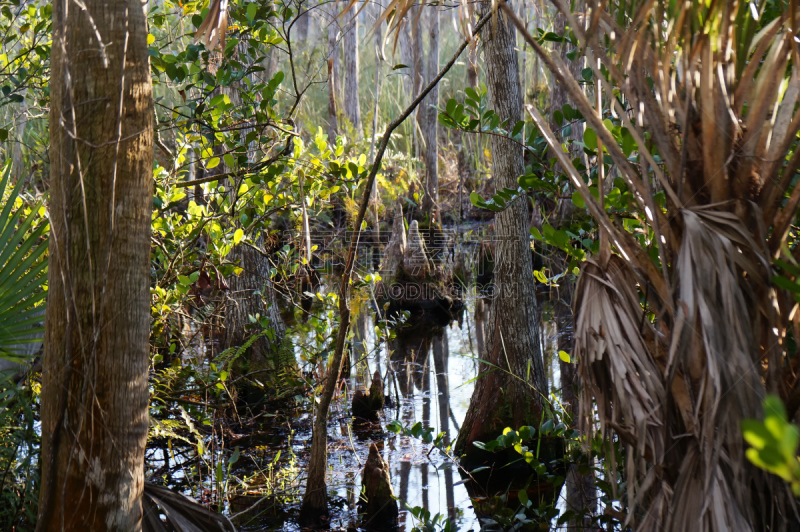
(206, 157, 220, 169)
(584, 128, 598, 151)
(233, 228, 244, 244)
(530, 226, 543, 240)
(470, 191, 486, 208)
(229, 446, 240, 466)
(772, 275, 800, 294)
(553, 109, 564, 127)
(572, 190, 586, 209)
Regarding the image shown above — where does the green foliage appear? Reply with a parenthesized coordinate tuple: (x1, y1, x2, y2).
(0, 375, 39, 531)
(0, 162, 48, 361)
(742, 395, 800, 496)
(403, 503, 457, 532)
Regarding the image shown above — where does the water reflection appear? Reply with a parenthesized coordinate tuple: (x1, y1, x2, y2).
(148, 293, 572, 531)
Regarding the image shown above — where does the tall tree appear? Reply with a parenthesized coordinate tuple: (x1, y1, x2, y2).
(411, 5, 424, 158)
(455, 3, 546, 460)
(420, 5, 439, 217)
(326, 1, 341, 140)
(343, 4, 362, 136)
(37, 0, 153, 530)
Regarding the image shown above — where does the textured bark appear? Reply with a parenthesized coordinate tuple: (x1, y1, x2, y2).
(343, 6, 362, 136)
(456, 4, 546, 458)
(223, 242, 288, 368)
(360, 444, 399, 530)
(421, 6, 439, 216)
(38, 1, 153, 530)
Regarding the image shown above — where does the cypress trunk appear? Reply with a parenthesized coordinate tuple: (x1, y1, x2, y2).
(343, 6, 362, 136)
(455, 3, 546, 460)
(421, 5, 440, 217)
(327, 3, 341, 140)
(38, 0, 153, 530)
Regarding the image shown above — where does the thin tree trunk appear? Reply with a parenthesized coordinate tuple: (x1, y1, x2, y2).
(411, 5, 424, 159)
(295, 4, 310, 44)
(38, 0, 153, 530)
(368, 0, 383, 205)
(421, 5, 439, 217)
(327, 2, 341, 140)
(455, 2, 546, 460)
(343, 5, 362, 136)
(328, 58, 339, 140)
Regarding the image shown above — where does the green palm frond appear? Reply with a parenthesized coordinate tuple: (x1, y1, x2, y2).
(0, 162, 48, 363)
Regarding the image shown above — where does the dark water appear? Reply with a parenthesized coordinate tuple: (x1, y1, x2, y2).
(146, 288, 568, 531)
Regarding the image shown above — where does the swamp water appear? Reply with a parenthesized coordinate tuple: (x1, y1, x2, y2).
(146, 295, 571, 531)
(145, 222, 574, 531)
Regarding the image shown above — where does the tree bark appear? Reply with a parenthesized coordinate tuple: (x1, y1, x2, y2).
(343, 5, 362, 136)
(295, 4, 310, 44)
(327, 2, 342, 140)
(455, 3, 546, 459)
(411, 5, 424, 158)
(38, 0, 153, 530)
(421, 5, 439, 217)
(223, 242, 288, 369)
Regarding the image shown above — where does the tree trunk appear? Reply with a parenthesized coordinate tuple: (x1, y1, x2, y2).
(455, 3, 546, 460)
(368, 0, 383, 205)
(411, 5, 424, 159)
(327, 2, 341, 140)
(295, 5, 310, 44)
(38, 0, 153, 530)
(343, 5, 362, 136)
(421, 5, 439, 217)
(223, 242, 288, 368)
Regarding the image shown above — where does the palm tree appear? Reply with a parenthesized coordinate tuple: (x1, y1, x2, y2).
(499, 1, 800, 529)
(37, 0, 154, 529)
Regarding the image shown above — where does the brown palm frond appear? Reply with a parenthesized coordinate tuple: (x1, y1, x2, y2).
(195, 0, 228, 51)
(573, 254, 666, 526)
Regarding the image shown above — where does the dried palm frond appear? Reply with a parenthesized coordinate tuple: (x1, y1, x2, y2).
(142, 482, 236, 532)
(194, 0, 228, 51)
(573, 254, 667, 526)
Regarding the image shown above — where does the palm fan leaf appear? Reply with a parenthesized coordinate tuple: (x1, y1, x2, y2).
(0, 162, 48, 364)
(573, 254, 667, 527)
(142, 482, 236, 532)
